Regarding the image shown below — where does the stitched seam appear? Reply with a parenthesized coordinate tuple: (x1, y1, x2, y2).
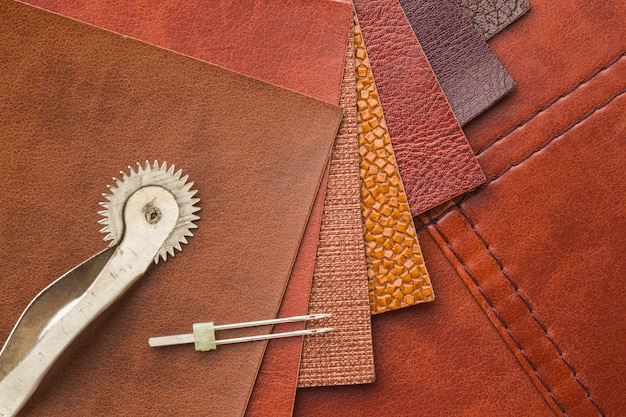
(426, 213, 568, 416)
(454, 204, 606, 416)
(416, 84, 626, 232)
(476, 52, 626, 156)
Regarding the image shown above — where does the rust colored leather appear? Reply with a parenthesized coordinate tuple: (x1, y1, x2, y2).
(0, 2, 343, 416)
(298, 26, 375, 387)
(296, 0, 626, 416)
(354, 14, 434, 315)
(23, 0, 353, 104)
(457, 0, 531, 39)
(398, 0, 516, 125)
(352, 0, 485, 215)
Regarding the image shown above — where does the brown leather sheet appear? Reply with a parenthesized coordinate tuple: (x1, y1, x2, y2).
(295, 0, 626, 415)
(457, 0, 531, 39)
(0, 2, 342, 416)
(18, 1, 353, 415)
(298, 25, 375, 387)
(352, 0, 485, 215)
(398, 0, 516, 125)
(353, 14, 435, 315)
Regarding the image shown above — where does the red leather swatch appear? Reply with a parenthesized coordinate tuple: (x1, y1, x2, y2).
(398, 0, 516, 125)
(457, 0, 531, 39)
(19, 1, 352, 415)
(295, 0, 626, 415)
(0, 2, 342, 416)
(352, 0, 485, 215)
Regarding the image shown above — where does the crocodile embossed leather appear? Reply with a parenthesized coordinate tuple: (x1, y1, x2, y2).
(354, 14, 434, 315)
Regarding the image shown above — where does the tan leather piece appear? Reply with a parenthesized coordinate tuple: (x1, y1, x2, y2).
(0, 2, 342, 416)
(298, 24, 375, 387)
(353, 14, 434, 315)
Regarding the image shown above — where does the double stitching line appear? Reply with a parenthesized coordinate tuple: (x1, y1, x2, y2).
(416, 84, 626, 234)
(454, 204, 606, 416)
(475, 52, 626, 156)
(426, 213, 569, 416)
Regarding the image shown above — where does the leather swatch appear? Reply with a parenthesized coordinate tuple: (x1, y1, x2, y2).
(398, 0, 516, 125)
(23, 0, 353, 104)
(298, 25, 375, 388)
(354, 14, 434, 315)
(457, 0, 531, 39)
(19, 1, 353, 414)
(0, 2, 342, 416)
(352, 0, 485, 215)
(295, 0, 626, 415)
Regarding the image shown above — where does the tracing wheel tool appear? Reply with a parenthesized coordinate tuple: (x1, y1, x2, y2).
(0, 161, 200, 416)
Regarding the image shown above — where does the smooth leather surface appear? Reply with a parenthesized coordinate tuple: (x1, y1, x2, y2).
(18, 1, 352, 415)
(23, 0, 352, 104)
(296, 0, 626, 416)
(457, 0, 530, 39)
(352, 0, 485, 215)
(0, 2, 342, 416)
(398, 0, 515, 125)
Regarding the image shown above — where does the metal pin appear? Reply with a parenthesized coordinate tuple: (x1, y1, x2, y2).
(149, 313, 333, 351)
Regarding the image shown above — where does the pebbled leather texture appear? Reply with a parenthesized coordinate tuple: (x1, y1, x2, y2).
(352, 0, 485, 215)
(398, 0, 516, 125)
(296, 0, 626, 416)
(457, 0, 531, 39)
(0, 2, 342, 416)
(354, 14, 434, 315)
(298, 25, 375, 387)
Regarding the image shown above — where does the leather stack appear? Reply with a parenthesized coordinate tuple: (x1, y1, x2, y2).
(4, 0, 625, 416)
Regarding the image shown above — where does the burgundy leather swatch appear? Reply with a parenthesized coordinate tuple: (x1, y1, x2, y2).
(0, 2, 342, 416)
(457, 0, 531, 39)
(352, 0, 485, 215)
(295, 0, 626, 416)
(298, 25, 375, 387)
(398, 0, 516, 125)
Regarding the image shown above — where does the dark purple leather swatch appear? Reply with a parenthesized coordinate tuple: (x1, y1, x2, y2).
(399, 0, 516, 125)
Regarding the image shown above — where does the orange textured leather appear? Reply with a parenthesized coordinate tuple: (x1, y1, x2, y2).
(354, 14, 434, 315)
(23, 0, 352, 104)
(295, 0, 626, 416)
(0, 2, 342, 416)
(352, 0, 485, 215)
(298, 25, 375, 387)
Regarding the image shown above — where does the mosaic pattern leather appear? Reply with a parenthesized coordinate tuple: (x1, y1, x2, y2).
(398, 0, 516, 125)
(354, 15, 434, 315)
(352, 0, 485, 215)
(457, 0, 530, 39)
(295, 0, 626, 415)
(298, 26, 375, 387)
(0, 3, 342, 416)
